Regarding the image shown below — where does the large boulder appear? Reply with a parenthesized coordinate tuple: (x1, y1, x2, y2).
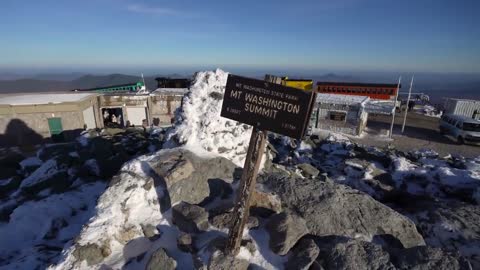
(147, 149, 237, 205)
(314, 236, 472, 270)
(259, 172, 425, 248)
(172, 202, 209, 233)
(399, 199, 480, 269)
(390, 246, 472, 270)
(19, 159, 71, 196)
(315, 237, 396, 270)
(285, 238, 320, 270)
(266, 211, 309, 255)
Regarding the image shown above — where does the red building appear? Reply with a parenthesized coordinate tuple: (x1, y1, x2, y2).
(316, 82, 400, 100)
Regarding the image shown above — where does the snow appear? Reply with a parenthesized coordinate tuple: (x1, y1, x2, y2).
(151, 88, 189, 95)
(166, 69, 253, 167)
(364, 100, 396, 115)
(0, 182, 107, 270)
(244, 228, 287, 269)
(1, 69, 480, 269)
(0, 93, 95, 106)
(47, 149, 284, 269)
(316, 93, 370, 105)
(50, 154, 166, 269)
(413, 104, 442, 118)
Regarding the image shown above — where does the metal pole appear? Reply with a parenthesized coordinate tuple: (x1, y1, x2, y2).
(389, 77, 401, 139)
(401, 75, 414, 133)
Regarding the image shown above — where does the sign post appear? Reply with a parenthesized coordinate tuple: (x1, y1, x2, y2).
(221, 74, 315, 255)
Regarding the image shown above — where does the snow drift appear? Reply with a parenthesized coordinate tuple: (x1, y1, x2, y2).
(166, 69, 252, 167)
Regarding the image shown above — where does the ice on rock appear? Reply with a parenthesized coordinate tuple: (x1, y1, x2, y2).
(166, 69, 253, 167)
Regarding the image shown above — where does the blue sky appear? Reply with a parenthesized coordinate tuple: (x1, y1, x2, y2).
(1, 0, 479, 73)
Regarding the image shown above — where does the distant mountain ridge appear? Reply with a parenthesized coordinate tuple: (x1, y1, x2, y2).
(0, 72, 478, 103)
(0, 73, 190, 93)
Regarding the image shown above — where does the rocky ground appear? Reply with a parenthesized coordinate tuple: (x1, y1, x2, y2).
(0, 69, 478, 270)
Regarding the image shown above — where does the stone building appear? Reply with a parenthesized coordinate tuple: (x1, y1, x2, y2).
(0, 90, 186, 146)
(0, 93, 101, 146)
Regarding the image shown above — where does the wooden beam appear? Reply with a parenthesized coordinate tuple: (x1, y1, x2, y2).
(224, 127, 266, 255)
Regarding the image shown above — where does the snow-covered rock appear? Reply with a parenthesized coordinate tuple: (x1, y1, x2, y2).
(166, 69, 253, 167)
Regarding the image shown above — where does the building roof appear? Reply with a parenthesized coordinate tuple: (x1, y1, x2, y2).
(316, 93, 370, 106)
(445, 98, 480, 103)
(0, 93, 96, 106)
(151, 88, 189, 95)
(155, 77, 190, 82)
(73, 82, 141, 91)
(317, 81, 400, 88)
(283, 79, 313, 82)
(364, 100, 396, 115)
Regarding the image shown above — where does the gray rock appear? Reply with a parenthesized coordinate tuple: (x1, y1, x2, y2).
(21, 169, 70, 197)
(250, 190, 282, 213)
(315, 238, 396, 270)
(114, 226, 142, 245)
(147, 149, 237, 205)
(210, 212, 234, 229)
(402, 200, 479, 268)
(172, 202, 209, 233)
(266, 211, 309, 255)
(247, 216, 260, 229)
(285, 238, 320, 270)
(38, 143, 76, 161)
(210, 212, 259, 230)
(146, 248, 177, 270)
(315, 236, 472, 270)
(0, 176, 21, 197)
(297, 163, 320, 178)
(177, 232, 194, 253)
(259, 172, 425, 248)
(73, 243, 110, 266)
(141, 224, 161, 240)
(208, 250, 249, 270)
(390, 245, 472, 270)
(192, 255, 207, 270)
(242, 239, 257, 254)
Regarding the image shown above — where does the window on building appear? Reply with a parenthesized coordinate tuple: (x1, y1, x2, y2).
(329, 111, 346, 121)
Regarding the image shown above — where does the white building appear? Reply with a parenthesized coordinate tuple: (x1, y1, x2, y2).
(444, 98, 480, 120)
(311, 94, 370, 136)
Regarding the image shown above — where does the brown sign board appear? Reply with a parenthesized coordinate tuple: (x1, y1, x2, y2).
(221, 74, 316, 139)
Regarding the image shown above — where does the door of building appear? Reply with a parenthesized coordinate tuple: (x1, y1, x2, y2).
(47, 117, 64, 142)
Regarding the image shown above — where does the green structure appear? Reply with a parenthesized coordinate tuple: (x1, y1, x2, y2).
(75, 82, 145, 93)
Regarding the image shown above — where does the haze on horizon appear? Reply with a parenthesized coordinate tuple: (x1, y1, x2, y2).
(1, 0, 479, 74)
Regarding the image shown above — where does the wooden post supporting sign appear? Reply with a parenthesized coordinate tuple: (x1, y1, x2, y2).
(220, 74, 315, 255)
(225, 127, 266, 254)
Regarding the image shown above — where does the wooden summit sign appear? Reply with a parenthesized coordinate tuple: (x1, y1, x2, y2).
(221, 74, 315, 139)
(221, 74, 315, 255)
